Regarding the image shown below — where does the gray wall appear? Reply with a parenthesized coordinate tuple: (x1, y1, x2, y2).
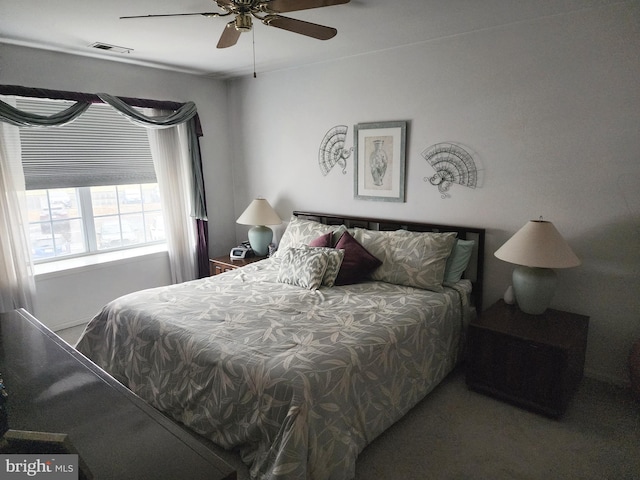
(227, 3, 640, 384)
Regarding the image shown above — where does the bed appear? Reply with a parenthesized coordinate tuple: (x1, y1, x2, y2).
(76, 211, 485, 480)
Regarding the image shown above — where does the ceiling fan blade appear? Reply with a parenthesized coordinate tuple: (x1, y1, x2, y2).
(263, 15, 337, 40)
(266, 0, 350, 14)
(120, 12, 220, 19)
(217, 21, 242, 48)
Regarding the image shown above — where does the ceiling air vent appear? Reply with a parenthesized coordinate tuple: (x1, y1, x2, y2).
(89, 42, 133, 54)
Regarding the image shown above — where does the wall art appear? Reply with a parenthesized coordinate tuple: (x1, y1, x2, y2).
(318, 125, 353, 176)
(422, 142, 477, 199)
(354, 121, 406, 202)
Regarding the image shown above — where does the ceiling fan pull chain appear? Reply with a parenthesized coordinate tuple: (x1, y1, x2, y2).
(253, 28, 257, 78)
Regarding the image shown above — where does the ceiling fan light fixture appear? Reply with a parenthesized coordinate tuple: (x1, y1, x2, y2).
(235, 13, 253, 32)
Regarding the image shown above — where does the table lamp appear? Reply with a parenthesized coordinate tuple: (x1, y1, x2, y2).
(236, 198, 282, 256)
(494, 219, 580, 315)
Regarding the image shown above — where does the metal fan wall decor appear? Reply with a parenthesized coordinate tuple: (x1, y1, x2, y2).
(121, 0, 350, 49)
(422, 142, 478, 198)
(318, 125, 352, 176)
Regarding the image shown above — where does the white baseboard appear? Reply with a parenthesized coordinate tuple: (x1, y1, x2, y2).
(53, 318, 91, 333)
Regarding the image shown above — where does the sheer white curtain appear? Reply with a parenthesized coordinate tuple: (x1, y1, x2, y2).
(147, 119, 197, 284)
(0, 104, 35, 312)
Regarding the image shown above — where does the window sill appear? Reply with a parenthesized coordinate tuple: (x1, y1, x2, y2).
(34, 244, 168, 279)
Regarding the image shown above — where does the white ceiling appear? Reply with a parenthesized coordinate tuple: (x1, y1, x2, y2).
(1, 1, 587, 79)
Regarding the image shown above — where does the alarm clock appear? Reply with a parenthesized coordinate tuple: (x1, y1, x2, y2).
(230, 245, 252, 259)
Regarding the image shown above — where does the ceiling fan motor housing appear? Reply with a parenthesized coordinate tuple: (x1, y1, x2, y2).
(235, 13, 253, 32)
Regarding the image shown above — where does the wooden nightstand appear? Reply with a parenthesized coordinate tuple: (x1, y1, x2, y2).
(466, 299, 589, 417)
(209, 254, 266, 276)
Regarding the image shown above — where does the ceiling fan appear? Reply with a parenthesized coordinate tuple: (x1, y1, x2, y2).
(120, 0, 350, 49)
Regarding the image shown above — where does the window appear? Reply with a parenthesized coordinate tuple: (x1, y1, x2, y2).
(16, 97, 166, 263)
(26, 185, 165, 261)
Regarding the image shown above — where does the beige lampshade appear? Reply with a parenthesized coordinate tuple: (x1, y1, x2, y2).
(236, 198, 282, 226)
(494, 220, 580, 269)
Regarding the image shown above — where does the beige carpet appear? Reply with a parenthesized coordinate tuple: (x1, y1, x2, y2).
(197, 367, 640, 480)
(354, 367, 639, 479)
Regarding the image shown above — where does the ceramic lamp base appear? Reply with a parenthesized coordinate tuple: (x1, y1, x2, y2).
(512, 266, 557, 315)
(248, 225, 272, 256)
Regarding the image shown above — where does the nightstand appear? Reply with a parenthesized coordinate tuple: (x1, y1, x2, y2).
(209, 254, 266, 276)
(466, 299, 589, 417)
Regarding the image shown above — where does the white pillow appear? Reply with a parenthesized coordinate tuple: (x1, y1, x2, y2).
(274, 216, 336, 257)
(353, 228, 457, 292)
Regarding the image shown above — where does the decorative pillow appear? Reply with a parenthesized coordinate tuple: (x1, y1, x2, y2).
(276, 246, 330, 290)
(334, 231, 382, 285)
(353, 228, 457, 292)
(312, 247, 345, 287)
(274, 216, 337, 257)
(444, 239, 475, 284)
(309, 232, 332, 247)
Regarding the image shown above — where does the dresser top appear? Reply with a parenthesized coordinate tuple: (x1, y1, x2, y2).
(0, 309, 236, 480)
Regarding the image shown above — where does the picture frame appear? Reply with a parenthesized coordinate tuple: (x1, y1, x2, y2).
(354, 121, 407, 202)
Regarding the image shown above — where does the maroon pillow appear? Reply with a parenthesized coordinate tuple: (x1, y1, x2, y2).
(334, 231, 382, 285)
(309, 232, 332, 247)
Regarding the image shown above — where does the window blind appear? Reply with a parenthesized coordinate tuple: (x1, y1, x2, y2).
(16, 97, 156, 190)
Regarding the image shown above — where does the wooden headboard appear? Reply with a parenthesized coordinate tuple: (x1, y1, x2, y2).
(293, 211, 486, 312)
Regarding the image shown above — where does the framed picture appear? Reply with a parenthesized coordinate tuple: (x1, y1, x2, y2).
(354, 121, 407, 202)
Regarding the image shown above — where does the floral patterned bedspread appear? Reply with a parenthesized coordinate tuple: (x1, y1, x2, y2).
(76, 258, 471, 480)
